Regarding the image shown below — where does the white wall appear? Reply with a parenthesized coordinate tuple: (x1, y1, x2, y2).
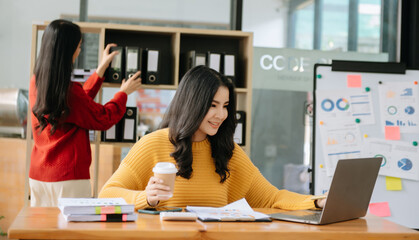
(0, 0, 286, 90)
(242, 0, 288, 48)
(0, 0, 79, 89)
(88, 0, 229, 23)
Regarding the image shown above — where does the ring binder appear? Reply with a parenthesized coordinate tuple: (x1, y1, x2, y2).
(125, 46, 142, 79)
(186, 50, 207, 71)
(101, 107, 137, 143)
(106, 46, 124, 83)
(101, 124, 118, 142)
(121, 107, 137, 142)
(207, 51, 221, 72)
(143, 49, 159, 84)
(222, 53, 236, 84)
(234, 111, 246, 145)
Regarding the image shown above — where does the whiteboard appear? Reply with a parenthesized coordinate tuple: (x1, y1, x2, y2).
(313, 63, 419, 229)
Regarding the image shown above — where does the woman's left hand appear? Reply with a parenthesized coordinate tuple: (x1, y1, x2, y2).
(96, 43, 120, 78)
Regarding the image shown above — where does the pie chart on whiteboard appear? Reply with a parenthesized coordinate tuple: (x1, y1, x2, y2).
(398, 158, 413, 171)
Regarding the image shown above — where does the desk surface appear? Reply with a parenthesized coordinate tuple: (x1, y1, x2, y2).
(8, 207, 419, 240)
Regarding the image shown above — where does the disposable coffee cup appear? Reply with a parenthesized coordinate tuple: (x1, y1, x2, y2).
(153, 162, 178, 198)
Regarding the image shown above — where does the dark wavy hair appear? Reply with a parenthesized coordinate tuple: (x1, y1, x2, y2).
(160, 65, 237, 183)
(32, 19, 81, 134)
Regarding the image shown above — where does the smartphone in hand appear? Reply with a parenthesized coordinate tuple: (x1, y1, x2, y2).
(137, 206, 182, 215)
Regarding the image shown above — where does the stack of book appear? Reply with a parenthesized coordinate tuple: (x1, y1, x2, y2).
(58, 198, 137, 222)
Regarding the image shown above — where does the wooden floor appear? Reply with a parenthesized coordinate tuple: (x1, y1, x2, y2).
(0, 137, 120, 240)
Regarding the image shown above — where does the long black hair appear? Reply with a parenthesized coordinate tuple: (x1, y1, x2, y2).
(32, 19, 81, 134)
(160, 65, 237, 183)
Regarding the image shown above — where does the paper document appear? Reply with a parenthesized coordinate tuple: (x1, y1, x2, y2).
(186, 198, 271, 222)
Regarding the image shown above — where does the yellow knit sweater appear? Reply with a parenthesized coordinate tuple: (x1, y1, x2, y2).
(99, 128, 316, 210)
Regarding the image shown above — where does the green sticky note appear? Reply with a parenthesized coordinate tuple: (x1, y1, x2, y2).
(115, 206, 122, 214)
(386, 176, 402, 191)
(95, 206, 101, 214)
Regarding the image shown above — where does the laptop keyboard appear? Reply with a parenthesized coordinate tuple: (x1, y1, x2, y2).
(271, 210, 322, 222)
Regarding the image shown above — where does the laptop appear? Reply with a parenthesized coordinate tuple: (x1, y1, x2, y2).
(269, 157, 382, 225)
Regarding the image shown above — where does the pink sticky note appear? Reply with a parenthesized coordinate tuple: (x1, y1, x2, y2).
(369, 202, 391, 217)
(347, 75, 362, 88)
(100, 206, 115, 214)
(385, 126, 401, 140)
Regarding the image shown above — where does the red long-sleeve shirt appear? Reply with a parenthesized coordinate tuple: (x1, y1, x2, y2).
(29, 72, 127, 182)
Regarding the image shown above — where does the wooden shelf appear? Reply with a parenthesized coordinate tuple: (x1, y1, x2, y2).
(98, 141, 135, 148)
(102, 82, 177, 90)
(235, 88, 248, 93)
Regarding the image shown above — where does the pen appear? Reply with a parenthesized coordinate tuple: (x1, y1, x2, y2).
(311, 195, 327, 200)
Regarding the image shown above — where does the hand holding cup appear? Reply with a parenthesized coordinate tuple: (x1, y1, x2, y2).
(145, 162, 177, 206)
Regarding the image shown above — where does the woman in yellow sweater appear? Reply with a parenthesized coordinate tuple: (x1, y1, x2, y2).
(99, 65, 326, 210)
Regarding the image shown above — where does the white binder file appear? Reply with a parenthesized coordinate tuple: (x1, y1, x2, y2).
(207, 52, 221, 72)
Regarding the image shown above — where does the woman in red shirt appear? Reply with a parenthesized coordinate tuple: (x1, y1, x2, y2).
(29, 19, 142, 207)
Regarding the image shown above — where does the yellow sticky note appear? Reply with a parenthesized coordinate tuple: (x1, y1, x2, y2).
(386, 176, 402, 191)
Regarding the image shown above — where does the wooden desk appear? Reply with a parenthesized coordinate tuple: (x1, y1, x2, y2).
(8, 207, 419, 240)
(8, 207, 203, 240)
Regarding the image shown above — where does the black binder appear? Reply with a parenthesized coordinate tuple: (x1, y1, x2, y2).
(206, 51, 221, 72)
(234, 111, 246, 146)
(125, 46, 142, 79)
(143, 49, 159, 84)
(101, 124, 118, 142)
(106, 46, 124, 83)
(222, 53, 236, 84)
(101, 107, 137, 143)
(120, 107, 137, 142)
(186, 50, 206, 70)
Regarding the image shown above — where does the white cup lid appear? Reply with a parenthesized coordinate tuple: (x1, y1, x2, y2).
(153, 162, 178, 174)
